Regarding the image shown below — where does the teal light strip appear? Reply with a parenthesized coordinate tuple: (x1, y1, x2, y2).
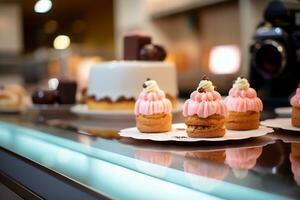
(0, 122, 290, 200)
(0, 123, 220, 200)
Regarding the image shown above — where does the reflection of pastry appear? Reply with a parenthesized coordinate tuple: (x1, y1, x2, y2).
(135, 150, 172, 178)
(183, 76, 227, 138)
(135, 79, 172, 133)
(135, 150, 172, 167)
(225, 147, 262, 178)
(290, 84, 300, 127)
(87, 34, 178, 111)
(225, 77, 263, 130)
(290, 155, 300, 186)
(290, 143, 300, 185)
(185, 151, 226, 164)
(184, 151, 229, 180)
(0, 84, 26, 109)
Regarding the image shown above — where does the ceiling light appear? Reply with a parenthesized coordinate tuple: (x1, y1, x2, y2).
(53, 35, 71, 50)
(34, 0, 52, 14)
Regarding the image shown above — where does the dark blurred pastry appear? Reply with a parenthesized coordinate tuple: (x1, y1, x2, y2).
(31, 90, 58, 104)
(57, 80, 77, 104)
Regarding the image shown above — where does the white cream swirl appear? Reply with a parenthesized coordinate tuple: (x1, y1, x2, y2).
(197, 80, 215, 92)
(233, 77, 250, 90)
(143, 80, 160, 93)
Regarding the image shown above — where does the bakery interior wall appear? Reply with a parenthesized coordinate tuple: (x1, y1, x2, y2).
(0, 0, 270, 96)
(0, 0, 114, 89)
(115, 0, 269, 96)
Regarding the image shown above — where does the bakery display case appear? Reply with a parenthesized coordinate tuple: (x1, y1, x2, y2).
(0, 113, 299, 200)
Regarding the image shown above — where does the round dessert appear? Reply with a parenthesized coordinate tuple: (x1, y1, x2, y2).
(182, 76, 227, 138)
(87, 61, 177, 110)
(0, 84, 26, 109)
(134, 79, 172, 133)
(224, 77, 263, 130)
(31, 90, 58, 105)
(290, 83, 300, 127)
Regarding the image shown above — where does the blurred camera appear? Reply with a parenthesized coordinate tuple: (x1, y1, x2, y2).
(250, 0, 300, 105)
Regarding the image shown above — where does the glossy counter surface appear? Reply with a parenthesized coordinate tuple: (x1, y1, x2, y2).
(0, 111, 299, 200)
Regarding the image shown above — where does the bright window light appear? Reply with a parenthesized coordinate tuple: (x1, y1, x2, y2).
(34, 0, 52, 13)
(53, 35, 70, 50)
(209, 45, 241, 74)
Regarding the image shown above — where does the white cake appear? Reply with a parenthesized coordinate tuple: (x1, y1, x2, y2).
(87, 61, 178, 110)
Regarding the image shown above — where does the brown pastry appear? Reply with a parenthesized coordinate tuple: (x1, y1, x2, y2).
(224, 77, 263, 130)
(135, 79, 172, 133)
(290, 84, 300, 127)
(291, 107, 300, 127)
(182, 76, 227, 138)
(185, 114, 225, 138)
(136, 113, 172, 133)
(225, 111, 260, 130)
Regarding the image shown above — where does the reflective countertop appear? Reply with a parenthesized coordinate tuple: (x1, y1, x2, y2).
(0, 110, 299, 200)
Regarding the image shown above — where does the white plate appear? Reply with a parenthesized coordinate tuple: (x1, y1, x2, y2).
(274, 107, 292, 116)
(261, 118, 300, 131)
(119, 123, 273, 142)
(71, 103, 183, 120)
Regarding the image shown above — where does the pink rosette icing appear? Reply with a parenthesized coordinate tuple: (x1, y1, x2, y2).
(224, 88, 263, 112)
(224, 77, 263, 112)
(291, 88, 300, 108)
(183, 90, 227, 118)
(134, 79, 172, 115)
(134, 89, 172, 115)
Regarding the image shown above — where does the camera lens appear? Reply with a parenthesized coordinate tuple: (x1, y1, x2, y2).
(253, 40, 286, 77)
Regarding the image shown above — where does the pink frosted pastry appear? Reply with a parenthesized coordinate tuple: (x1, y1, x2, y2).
(135, 79, 172, 133)
(290, 84, 300, 127)
(183, 76, 227, 138)
(224, 77, 263, 130)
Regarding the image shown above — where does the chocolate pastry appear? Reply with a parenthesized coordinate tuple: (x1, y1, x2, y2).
(139, 44, 167, 61)
(139, 44, 159, 61)
(57, 80, 77, 104)
(32, 90, 58, 104)
(124, 34, 151, 60)
(154, 45, 166, 61)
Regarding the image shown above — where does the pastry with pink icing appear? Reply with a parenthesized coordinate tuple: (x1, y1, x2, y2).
(290, 83, 300, 127)
(135, 78, 172, 133)
(183, 76, 227, 138)
(224, 77, 263, 130)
